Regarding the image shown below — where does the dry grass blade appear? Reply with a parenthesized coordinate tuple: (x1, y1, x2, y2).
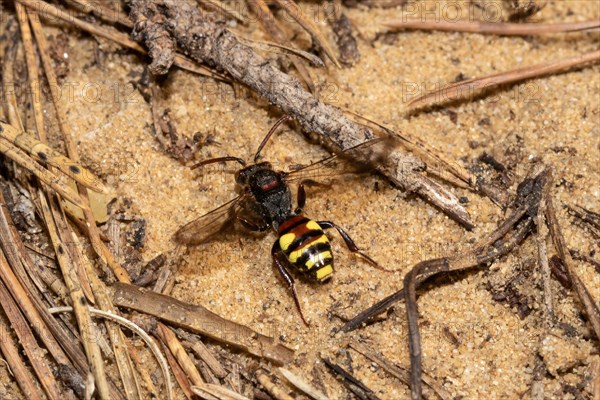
(273, 0, 341, 68)
(111, 282, 294, 364)
(0, 190, 60, 299)
(348, 341, 451, 400)
(0, 123, 109, 194)
(409, 50, 600, 109)
(2, 37, 22, 127)
(191, 384, 251, 400)
(593, 360, 600, 400)
(344, 110, 471, 186)
(161, 340, 196, 400)
(15, 0, 222, 79)
(15, 1, 45, 140)
(278, 368, 328, 400)
(383, 19, 600, 35)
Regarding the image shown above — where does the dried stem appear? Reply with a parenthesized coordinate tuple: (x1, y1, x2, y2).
(0, 135, 84, 207)
(162, 340, 195, 400)
(0, 123, 109, 194)
(191, 383, 250, 400)
(178, 331, 228, 379)
(402, 166, 548, 399)
(545, 183, 600, 340)
(0, 315, 46, 400)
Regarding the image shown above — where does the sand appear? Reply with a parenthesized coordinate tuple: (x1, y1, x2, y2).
(0, 0, 598, 399)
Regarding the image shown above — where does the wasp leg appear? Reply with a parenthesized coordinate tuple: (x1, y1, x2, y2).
(317, 221, 392, 272)
(237, 216, 270, 232)
(271, 241, 309, 326)
(295, 182, 307, 214)
(295, 180, 329, 214)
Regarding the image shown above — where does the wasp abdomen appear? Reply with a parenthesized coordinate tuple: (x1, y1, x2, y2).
(279, 215, 333, 282)
(278, 215, 334, 281)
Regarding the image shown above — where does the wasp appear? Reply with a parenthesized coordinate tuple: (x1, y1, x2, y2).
(174, 116, 391, 324)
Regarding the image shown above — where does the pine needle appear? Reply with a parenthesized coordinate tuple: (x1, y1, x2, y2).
(383, 19, 600, 35)
(409, 50, 600, 109)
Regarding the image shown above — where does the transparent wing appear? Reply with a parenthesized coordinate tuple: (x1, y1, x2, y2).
(283, 137, 393, 183)
(173, 194, 248, 245)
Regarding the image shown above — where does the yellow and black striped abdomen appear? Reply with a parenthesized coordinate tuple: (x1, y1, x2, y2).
(277, 215, 333, 281)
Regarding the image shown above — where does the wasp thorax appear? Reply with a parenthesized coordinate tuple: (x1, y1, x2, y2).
(235, 162, 272, 185)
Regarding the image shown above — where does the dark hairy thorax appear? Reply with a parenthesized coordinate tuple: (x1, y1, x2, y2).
(237, 164, 293, 227)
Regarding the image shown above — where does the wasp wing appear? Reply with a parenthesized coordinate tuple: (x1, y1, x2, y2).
(283, 137, 394, 183)
(173, 194, 248, 245)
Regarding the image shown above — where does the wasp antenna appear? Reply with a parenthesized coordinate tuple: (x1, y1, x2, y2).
(190, 156, 246, 170)
(253, 115, 292, 162)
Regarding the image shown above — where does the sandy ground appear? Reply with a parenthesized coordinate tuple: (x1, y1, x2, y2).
(0, 0, 599, 399)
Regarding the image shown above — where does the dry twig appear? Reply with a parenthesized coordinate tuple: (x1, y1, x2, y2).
(348, 341, 451, 400)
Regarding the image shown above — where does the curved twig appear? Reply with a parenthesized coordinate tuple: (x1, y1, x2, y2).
(49, 306, 174, 400)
